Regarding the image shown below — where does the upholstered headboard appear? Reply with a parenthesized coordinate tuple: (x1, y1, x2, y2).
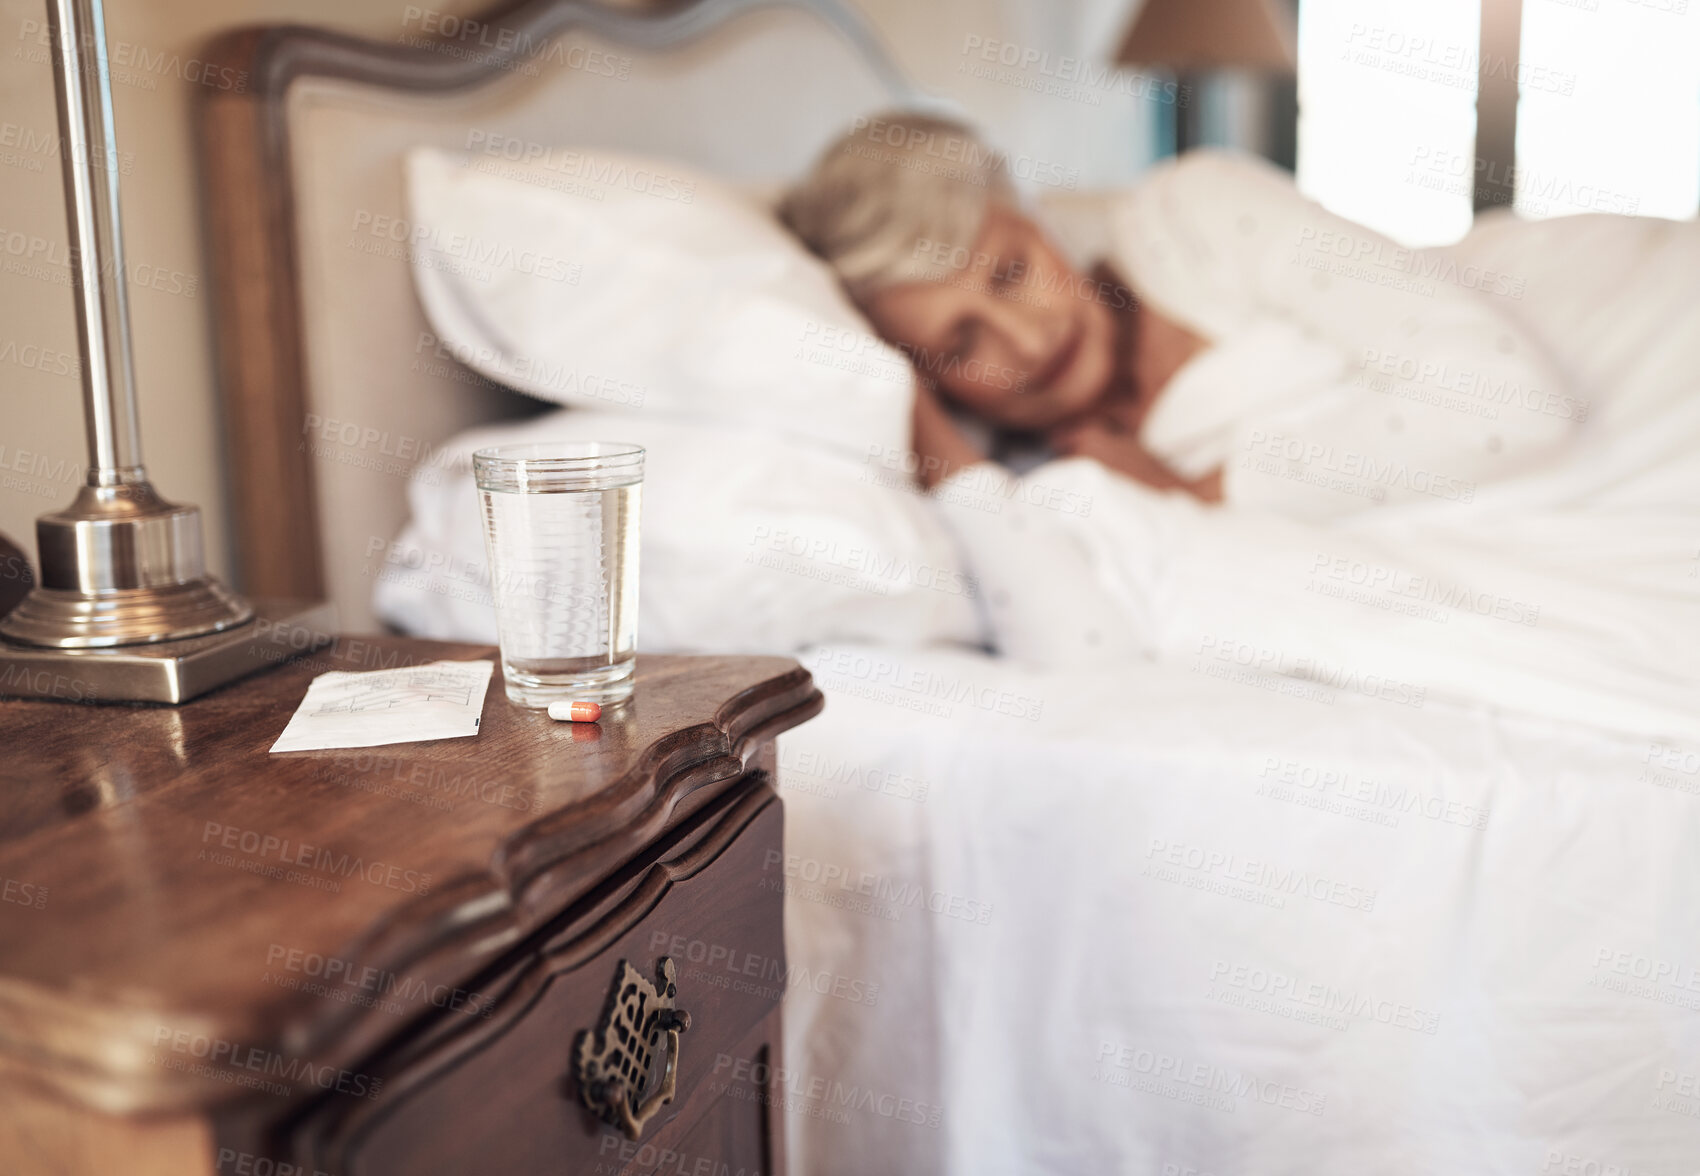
(197, 0, 923, 631)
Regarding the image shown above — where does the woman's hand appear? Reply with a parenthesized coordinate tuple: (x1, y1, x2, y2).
(910, 380, 986, 490)
(1132, 302, 1210, 405)
(1051, 418, 1223, 503)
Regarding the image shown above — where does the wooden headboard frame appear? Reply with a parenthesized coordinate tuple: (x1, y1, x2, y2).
(195, 0, 915, 603)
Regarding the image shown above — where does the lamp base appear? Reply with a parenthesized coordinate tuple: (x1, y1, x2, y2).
(0, 481, 254, 648)
(0, 577, 253, 648)
(0, 598, 336, 705)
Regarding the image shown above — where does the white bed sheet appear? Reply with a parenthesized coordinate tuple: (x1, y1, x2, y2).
(777, 643, 1700, 1176)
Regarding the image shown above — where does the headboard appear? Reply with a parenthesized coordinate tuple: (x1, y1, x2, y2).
(196, 0, 922, 631)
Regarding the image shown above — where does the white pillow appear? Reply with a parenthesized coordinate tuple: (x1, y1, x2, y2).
(372, 410, 986, 655)
(404, 147, 913, 460)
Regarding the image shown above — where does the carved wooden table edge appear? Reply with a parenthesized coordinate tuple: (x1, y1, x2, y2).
(0, 648, 824, 1123)
(493, 662, 824, 887)
(283, 778, 784, 1170)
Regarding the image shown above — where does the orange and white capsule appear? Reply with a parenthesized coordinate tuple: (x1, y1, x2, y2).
(548, 700, 602, 723)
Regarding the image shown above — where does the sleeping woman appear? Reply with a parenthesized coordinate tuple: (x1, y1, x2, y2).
(780, 112, 1584, 521)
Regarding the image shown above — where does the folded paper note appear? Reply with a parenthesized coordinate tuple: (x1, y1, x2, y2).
(270, 659, 494, 753)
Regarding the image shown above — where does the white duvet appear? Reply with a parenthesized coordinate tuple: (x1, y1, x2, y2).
(937, 437, 1700, 745)
(787, 427, 1700, 1173)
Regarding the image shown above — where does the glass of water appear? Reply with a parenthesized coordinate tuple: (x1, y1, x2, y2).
(472, 442, 643, 709)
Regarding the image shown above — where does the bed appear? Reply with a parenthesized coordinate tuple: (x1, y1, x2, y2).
(196, 2, 1700, 1173)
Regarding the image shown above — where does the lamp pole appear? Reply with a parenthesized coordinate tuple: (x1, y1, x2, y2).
(0, 0, 254, 651)
(49, 0, 147, 487)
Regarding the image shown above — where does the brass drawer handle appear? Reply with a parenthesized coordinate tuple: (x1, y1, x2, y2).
(573, 958, 693, 1140)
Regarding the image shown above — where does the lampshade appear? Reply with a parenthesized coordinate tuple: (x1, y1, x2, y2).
(1114, 0, 1298, 74)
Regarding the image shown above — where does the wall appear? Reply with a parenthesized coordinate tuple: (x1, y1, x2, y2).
(850, 0, 1158, 192)
(0, 0, 1152, 587)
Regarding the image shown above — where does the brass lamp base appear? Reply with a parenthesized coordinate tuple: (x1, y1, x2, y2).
(0, 481, 253, 649)
(0, 598, 336, 705)
(0, 578, 252, 648)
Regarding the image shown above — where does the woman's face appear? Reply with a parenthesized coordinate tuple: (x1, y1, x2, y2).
(862, 203, 1119, 432)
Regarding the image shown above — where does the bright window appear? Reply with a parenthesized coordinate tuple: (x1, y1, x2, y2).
(1296, 0, 1483, 246)
(1296, 0, 1700, 242)
(1516, 0, 1700, 221)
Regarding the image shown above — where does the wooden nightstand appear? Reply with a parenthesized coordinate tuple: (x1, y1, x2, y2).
(0, 638, 822, 1176)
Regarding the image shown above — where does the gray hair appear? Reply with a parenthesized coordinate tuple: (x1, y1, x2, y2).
(780, 111, 1015, 299)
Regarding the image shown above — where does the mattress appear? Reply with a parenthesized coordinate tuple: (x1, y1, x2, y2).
(777, 643, 1700, 1176)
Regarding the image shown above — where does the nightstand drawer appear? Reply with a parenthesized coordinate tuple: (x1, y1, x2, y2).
(291, 780, 785, 1176)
